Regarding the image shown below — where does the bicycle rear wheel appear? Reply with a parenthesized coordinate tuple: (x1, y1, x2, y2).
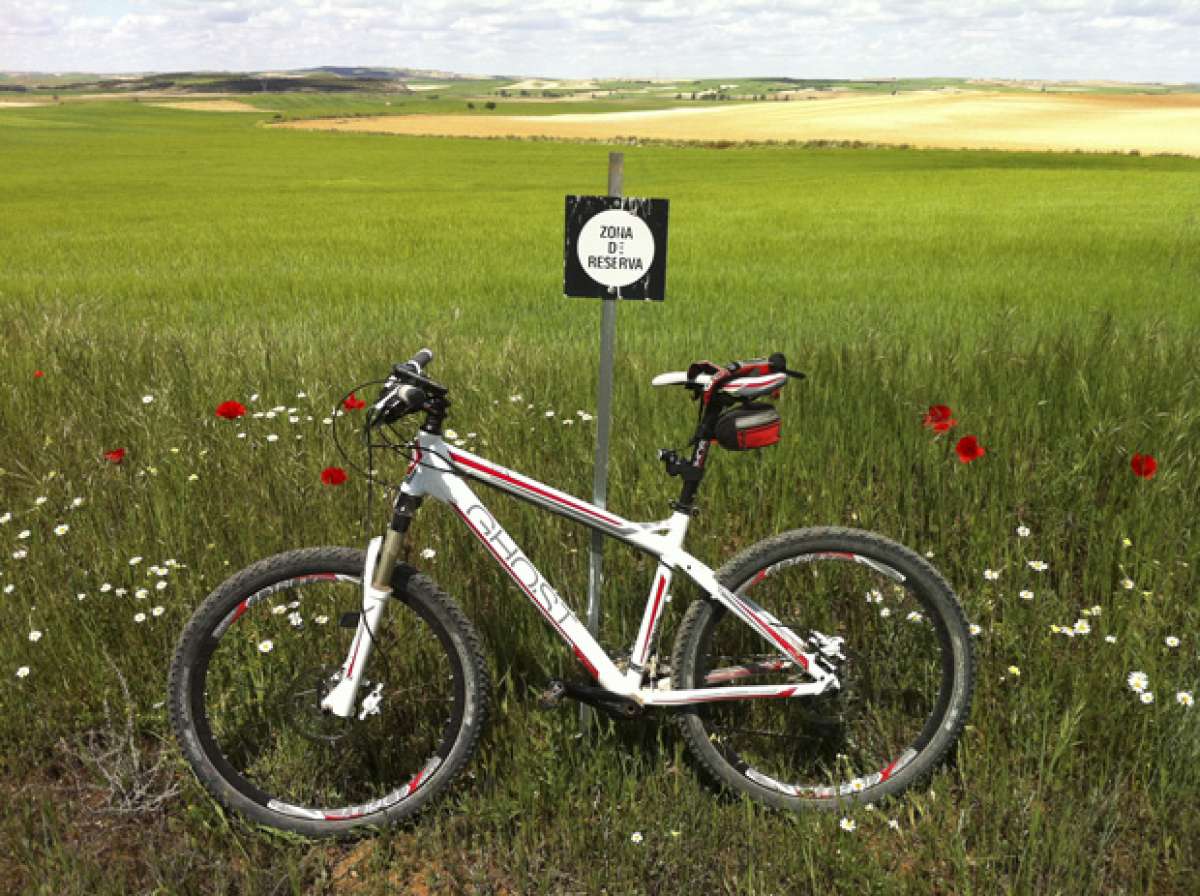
(168, 547, 489, 837)
(672, 527, 973, 809)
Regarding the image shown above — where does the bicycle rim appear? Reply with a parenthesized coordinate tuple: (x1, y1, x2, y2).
(691, 549, 957, 799)
(189, 570, 465, 822)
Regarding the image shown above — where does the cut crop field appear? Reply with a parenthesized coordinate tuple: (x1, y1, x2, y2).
(1, 100, 1199, 894)
(279, 89, 1200, 156)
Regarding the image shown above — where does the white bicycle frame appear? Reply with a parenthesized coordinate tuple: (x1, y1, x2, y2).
(322, 429, 838, 718)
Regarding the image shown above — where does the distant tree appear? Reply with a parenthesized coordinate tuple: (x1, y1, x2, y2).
(485, 101, 496, 110)
(690, 92, 696, 100)
(675, 93, 682, 100)
(467, 101, 475, 109)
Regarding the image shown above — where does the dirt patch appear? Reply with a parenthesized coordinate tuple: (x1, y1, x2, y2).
(151, 100, 266, 112)
(276, 91, 1200, 156)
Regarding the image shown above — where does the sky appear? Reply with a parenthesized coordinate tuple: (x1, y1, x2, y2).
(2, 1, 1197, 83)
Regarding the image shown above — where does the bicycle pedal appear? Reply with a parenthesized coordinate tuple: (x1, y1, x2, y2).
(537, 679, 567, 710)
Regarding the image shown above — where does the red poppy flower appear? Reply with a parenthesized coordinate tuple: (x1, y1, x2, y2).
(955, 435, 985, 464)
(104, 448, 126, 465)
(320, 466, 348, 486)
(1130, 453, 1157, 480)
(215, 400, 247, 420)
(343, 393, 366, 411)
(922, 404, 956, 433)
(33, 370, 44, 379)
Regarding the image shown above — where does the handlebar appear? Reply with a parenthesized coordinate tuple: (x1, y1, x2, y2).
(368, 348, 437, 429)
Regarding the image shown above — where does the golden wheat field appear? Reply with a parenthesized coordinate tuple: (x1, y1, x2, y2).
(278, 90, 1200, 155)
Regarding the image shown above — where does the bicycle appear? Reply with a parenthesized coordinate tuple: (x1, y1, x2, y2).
(169, 348, 975, 837)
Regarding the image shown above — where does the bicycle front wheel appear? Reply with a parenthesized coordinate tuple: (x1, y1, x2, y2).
(168, 547, 489, 837)
(672, 528, 973, 810)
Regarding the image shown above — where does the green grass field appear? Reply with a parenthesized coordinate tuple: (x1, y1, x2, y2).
(1, 100, 1199, 894)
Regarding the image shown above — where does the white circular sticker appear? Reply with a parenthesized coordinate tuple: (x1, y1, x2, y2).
(576, 209, 655, 290)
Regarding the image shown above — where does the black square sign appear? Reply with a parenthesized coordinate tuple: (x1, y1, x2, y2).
(564, 195, 669, 301)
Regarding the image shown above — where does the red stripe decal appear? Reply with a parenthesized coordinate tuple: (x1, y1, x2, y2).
(574, 647, 599, 679)
(732, 595, 810, 671)
(639, 575, 668, 656)
(879, 757, 901, 782)
(230, 599, 249, 624)
(449, 452, 622, 527)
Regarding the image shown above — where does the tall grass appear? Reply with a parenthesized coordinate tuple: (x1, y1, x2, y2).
(1, 101, 1198, 893)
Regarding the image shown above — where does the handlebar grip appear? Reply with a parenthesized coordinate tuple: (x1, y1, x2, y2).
(412, 348, 433, 372)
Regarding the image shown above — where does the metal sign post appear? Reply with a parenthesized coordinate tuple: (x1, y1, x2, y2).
(563, 153, 668, 732)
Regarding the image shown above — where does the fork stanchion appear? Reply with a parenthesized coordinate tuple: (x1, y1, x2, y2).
(580, 152, 624, 734)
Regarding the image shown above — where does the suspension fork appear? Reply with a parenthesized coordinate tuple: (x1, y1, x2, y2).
(320, 495, 423, 718)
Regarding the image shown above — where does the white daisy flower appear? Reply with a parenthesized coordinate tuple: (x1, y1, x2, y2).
(509, 395, 523, 402)
(54, 524, 69, 536)
(28, 630, 42, 642)
(296, 391, 307, 399)
(839, 817, 856, 832)
(115, 587, 126, 596)
(134, 588, 149, 600)
(16, 666, 30, 679)
(544, 410, 555, 418)
(924, 550, 935, 559)
(129, 556, 143, 566)
(630, 831, 643, 843)
(17, 530, 30, 540)
(1016, 525, 1030, 537)
(249, 393, 259, 402)
(288, 416, 299, 424)
(1121, 537, 1132, 548)
(849, 778, 865, 792)
(237, 432, 247, 439)
(169, 447, 180, 454)
(1140, 691, 1154, 705)
(879, 607, 891, 618)
(76, 593, 87, 601)
(1028, 560, 1048, 572)
(444, 429, 459, 440)
(1007, 665, 1021, 677)
(983, 568, 1000, 581)
(142, 395, 154, 404)
(906, 611, 923, 623)
(152, 606, 165, 617)
(71, 497, 84, 508)
(156, 580, 167, 591)
(1127, 671, 1149, 693)
(258, 639, 274, 653)
(1120, 577, 1134, 590)
(322, 417, 333, 425)
(100, 583, 112, 593)
(969, 624, 981, 637)
(1073, 620, 1091, 636)
(887, 819, 900, 830)
(314, 615, 329, 625)
(287, 611, 303, 627)
(134, 612, 147, 623)
(1, 584, 13, 594)
(1019, 590, 1034, 601)
(34, 496, 47, 506)
(188, 474, 199, 482)
(420, 548, 436, 560)
(12, 549, 27, 560)
(271, 604, 287, 615)
(1165, 636, 1180, 648)
(1104, 635, 1117, 644)
(1176, 691, 1194, 707)
(266, 434, 279, 443)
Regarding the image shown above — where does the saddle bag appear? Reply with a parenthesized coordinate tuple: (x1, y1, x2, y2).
(714, 403, 781, 450)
